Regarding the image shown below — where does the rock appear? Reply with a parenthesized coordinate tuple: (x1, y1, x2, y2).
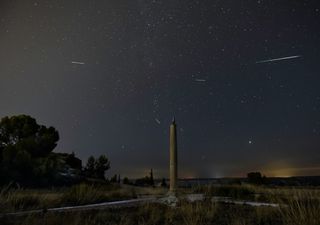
(157, 194, 179, 207)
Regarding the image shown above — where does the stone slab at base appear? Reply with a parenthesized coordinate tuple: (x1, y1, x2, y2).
(157, 193, 179, 207)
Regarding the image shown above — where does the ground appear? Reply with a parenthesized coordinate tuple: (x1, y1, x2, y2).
(0, 183, 319, 225)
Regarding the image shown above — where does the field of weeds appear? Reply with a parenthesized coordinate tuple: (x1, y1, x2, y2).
(0, 184, 319, 225)
(0, 183, 139, 213)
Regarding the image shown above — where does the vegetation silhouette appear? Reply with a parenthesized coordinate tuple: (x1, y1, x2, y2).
(84, 155, 110, 180)
(0, 115, 59, 186)
(247, 172, 268, 185)
(0, 115, 110, 187)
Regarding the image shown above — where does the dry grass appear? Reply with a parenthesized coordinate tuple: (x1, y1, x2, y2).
(1, 184, 319, 225)
(179, 200, 217, 225)
(130, 185, 167, 197)
(0, 183, 137, 213)
(61, 183, 137, 205)
(278, 189, 320, 225)
(0, 184, 61, 213)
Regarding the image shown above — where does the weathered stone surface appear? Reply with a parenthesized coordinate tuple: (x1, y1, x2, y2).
(169, 118, 178, 192)
(158, 194, 179, 207)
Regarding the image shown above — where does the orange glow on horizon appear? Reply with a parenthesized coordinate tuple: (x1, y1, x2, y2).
(264, 166, 320, 177)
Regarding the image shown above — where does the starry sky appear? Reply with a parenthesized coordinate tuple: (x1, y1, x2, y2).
(1, 0, 320, 178)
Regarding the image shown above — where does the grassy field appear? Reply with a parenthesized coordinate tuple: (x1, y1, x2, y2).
(0, 183, 144, 213)
(0, 183, 319, 225)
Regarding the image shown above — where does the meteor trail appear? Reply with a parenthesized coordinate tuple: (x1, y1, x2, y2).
(256, 55, 301, 64)
(194, 79, 206, 82)
(71, 61, 85, 65)
(155, 118, 161, 124)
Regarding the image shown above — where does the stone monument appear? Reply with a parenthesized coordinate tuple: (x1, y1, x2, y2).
(169, 117, 178, 192)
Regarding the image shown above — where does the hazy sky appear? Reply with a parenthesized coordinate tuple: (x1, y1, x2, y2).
(1, 0, 320, 178)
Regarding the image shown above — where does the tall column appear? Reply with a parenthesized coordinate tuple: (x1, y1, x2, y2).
(169, 118, 178, 192)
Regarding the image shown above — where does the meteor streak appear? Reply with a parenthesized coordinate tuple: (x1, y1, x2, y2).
(155, 118, 161, 124)
(194, 79, 206, 82)
(71, 61, 85, 65)
(256, 55, 301, 64)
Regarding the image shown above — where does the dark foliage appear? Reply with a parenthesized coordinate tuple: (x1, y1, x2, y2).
(161, 178, 167, 187)
(247, 172, 267, 185)
(123, 177, 131, 185)
(0, 115, 83, 187)
(0, 115, 60, 185)
(84, 155, 110, 179)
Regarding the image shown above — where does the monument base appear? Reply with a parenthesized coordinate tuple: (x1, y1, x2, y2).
(158, 192, 179, 207)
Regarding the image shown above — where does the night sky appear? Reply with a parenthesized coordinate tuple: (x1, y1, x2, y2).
(1, 0, 320, 178)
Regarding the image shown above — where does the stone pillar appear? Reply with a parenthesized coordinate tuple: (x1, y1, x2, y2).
(169, 118, 178, 192)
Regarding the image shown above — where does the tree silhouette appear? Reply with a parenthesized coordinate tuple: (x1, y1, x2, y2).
(0, 115, 59, 157)
(150, 169, 154, 186)
(123, 177, 130, 184)
(0, 115, 59, 184)
(110, 174, 117, 183)
(85, 156, 96, 177)
(95, 155, 110, 179)
(247, 172, 267, 185)
(85, 155, 110, 179)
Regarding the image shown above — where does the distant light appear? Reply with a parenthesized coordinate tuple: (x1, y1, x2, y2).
(249, 140, 252, 144)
